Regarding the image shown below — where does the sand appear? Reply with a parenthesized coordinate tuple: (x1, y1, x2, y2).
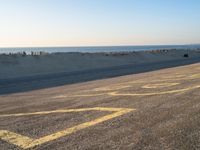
(0, 49, 199, 79)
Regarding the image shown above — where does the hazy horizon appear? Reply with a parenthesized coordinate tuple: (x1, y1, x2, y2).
(1, 43, 200, 49)
(0, 0, 200, 47)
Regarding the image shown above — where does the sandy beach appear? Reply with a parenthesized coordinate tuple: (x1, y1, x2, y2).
(0, 49, 200, 80)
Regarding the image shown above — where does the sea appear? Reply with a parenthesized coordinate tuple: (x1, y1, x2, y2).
(0, 45, 200, 54)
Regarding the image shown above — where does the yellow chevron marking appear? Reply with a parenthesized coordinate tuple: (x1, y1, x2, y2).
(0, 107, 134, 149)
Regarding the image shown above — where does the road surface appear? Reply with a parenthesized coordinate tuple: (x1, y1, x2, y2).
(0, 62, 200, 149)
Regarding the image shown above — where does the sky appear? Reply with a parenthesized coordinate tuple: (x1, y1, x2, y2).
(0, 0, 200, 47)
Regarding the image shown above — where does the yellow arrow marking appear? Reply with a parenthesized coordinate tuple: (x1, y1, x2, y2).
(0, 107, 134, 149)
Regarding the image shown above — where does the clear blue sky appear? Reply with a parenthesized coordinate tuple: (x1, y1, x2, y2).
(0, 0, 200, 47)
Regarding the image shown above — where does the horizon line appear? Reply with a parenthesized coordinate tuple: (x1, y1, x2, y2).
(0, 43, 200, 49)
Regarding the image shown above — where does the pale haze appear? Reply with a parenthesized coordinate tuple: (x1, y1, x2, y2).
(0, 0, 200, 47)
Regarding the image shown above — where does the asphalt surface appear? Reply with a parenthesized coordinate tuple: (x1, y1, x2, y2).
(1, 56, 200, 95)
(0, 62, 200, 150)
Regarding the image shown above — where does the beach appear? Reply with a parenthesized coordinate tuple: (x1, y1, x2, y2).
(0, 49, 200, 80)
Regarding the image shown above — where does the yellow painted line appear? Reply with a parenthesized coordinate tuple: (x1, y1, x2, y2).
(0, 107, 134, 149)
(161, 75, 186, 79)
(156, 73, 200, 82)
(142, 83, 180, 89)
(52, 73, 200, 99)
(0, 107, 128, 117)
(128, 73, 200, 84)
(92, 85, 131, 92)
(54, 84, 200, 98)
(190, 73, 200, 78)
(53, 93, 106, 99)
(109, 85, 200, 96)
(0, 130, 34, 149)
(117, 72, 200, 84)
(114, 73, 198, 87)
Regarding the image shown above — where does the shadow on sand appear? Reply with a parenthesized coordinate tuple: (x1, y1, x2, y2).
(0, 57, 200, 95)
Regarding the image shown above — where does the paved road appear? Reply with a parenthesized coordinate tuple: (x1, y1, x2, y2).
(1, 57, 200, 95)
(0, 62, 200, 149)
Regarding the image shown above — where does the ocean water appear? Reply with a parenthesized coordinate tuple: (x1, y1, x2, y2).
(0, 45, 200, 54)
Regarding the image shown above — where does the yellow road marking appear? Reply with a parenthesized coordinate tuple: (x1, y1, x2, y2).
(128, 73, 200, 84)
(0, 107, 128, 117)
(54, 84, 200, 98)
(190, 73, 200, 78)
(0, 107, 134, 149)
(0, 130, 34, 149)
(161, 75, 186, 79)
(53, 73, 200, 99)
(92, 85, 131, 91)
(110, 85, 200, 96)
(53, 93, 106, 99)
(142, 83, 180, 89)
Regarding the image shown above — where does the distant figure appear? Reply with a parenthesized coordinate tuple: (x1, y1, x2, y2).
(22, 51, 27, 56)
